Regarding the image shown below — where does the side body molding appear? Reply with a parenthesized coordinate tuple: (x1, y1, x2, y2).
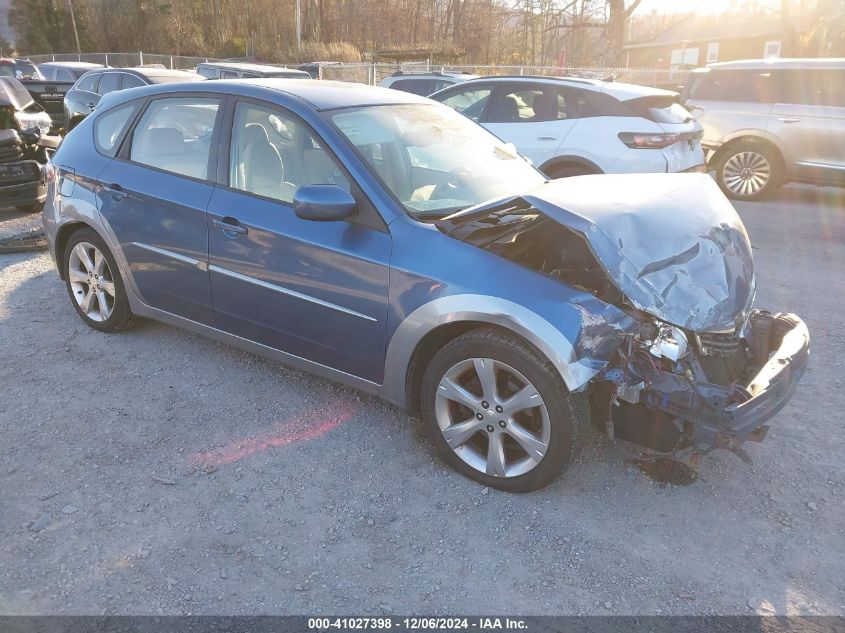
(380, 294, 600, 408)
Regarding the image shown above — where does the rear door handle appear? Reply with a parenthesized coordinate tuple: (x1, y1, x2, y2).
(537, 136, 558, 141)
(213, 217, 248, 236)
(777, 117, 801, 124)
(106, 182, 128, 201)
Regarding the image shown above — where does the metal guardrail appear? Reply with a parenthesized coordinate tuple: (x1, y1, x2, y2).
(24, 53, 686, 88)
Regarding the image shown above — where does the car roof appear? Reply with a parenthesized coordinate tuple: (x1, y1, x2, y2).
(450, 75, 677, 101)
(100, 78, 433, 111)
(39, 61, 104, 69)
(198, 61, 309, 75)
(706, 58, 845, 70)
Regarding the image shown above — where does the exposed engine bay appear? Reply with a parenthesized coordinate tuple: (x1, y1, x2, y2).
(435, 174, 810, 466)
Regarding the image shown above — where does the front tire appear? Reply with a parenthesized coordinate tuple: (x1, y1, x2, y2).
(64, 228, 138, 332)
(714, 141, 782, 201)
(420, 328, 587, 492)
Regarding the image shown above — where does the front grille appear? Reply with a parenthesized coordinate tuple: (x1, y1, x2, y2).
(697, 332, 744, 357)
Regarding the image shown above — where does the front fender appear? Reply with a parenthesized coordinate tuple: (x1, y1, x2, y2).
(380, 293, 636, 408)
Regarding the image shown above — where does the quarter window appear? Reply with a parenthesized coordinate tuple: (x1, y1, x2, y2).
(775, 69, 845, 107)
(122, 74, 145, 89)
(94, 102, 139, 156)
(129, 97, 220, 180)
(229, 102, 349, 204)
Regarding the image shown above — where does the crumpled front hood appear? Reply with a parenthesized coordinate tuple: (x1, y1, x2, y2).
(521, 173, 754, 332)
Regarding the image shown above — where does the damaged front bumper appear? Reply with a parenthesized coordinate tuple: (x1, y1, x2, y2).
(602, 311, 809, 457)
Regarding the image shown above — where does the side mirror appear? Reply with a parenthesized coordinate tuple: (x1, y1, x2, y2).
(293, 184, 357, 222)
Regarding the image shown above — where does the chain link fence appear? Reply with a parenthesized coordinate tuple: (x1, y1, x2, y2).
(24, 53, 684, 89)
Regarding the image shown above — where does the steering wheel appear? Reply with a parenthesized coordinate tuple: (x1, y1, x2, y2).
(432, 167, 475, 200)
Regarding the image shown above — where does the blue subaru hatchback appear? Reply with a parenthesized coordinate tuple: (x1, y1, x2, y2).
(43, 79, 809, 491)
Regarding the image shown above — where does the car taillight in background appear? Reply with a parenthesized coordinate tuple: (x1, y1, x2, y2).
(618, 132, 682, 149)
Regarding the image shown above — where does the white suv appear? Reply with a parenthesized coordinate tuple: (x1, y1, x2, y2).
(430, 76, 704, 178)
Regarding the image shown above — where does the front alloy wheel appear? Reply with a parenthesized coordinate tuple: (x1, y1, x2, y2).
(421, 327, 585, 492)
(435, 358, 551, 478)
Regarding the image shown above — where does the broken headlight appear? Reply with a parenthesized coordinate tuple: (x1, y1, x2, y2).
(648, 323, 689, 361)
(14, 110, 52, 137)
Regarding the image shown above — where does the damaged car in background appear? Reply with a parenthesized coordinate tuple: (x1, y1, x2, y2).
(0, 77, 57, 213)
(43, 83, 808, 491)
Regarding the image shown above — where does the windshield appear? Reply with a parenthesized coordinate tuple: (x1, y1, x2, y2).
(330, 104, 546, 217)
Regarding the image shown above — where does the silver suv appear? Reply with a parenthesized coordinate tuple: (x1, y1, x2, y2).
(684, 58, 845, 200)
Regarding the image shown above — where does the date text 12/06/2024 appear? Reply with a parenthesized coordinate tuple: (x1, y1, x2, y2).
(308, 617, 528, 631)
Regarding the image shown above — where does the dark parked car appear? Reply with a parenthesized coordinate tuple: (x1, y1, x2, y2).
(31, 65, 106, 133)
(0, 58, 43, 80)
(196, 61, 310, 79)
(44, 80, 809, 491)
(64, 67, 204, 131)
(0, 77, 59, 212)
(38, 61, 105, 82)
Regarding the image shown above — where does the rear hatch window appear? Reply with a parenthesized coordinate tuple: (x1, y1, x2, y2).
(626, 96, 694, 124)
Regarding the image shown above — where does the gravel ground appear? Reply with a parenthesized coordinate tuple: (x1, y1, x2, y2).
(0, 185, 843, 616)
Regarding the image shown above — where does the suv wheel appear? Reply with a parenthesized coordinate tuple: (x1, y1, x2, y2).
(64, 228, 138, 332)
(420, 328, 587, 492)
(714, 141, 782, 201)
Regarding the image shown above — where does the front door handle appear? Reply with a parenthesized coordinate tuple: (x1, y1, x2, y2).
(537, 136, 558, 141)
(106, 182, 128, 201)
(777, 117, 801, 124)
(213, 217, 248, 236)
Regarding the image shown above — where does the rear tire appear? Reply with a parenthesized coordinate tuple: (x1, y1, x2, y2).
(714, 141, 782, 201)
(64, 228, 138, 333)
(420, 327, 587, 492)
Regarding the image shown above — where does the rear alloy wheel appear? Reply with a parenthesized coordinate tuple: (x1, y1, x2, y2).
(715, 142, 781, 200)
(421, 328, 586, 492)
(64, 229, 138, 332)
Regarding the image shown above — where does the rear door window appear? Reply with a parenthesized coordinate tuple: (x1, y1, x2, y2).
(689, 69, 774, 102)
(129, 97, 221, 180)
(391, 79, 435, 95)
(486, 83, 560, 123)
(97, 73, 122, 95)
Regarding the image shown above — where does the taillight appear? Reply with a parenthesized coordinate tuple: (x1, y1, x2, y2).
(618, 132, 681, 149)
(44, 161, 56, 184)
